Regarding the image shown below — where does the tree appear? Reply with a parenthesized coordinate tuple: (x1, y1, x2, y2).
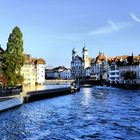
(2, 26, 25, 87)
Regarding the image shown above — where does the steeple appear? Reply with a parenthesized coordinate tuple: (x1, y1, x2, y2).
(82, 46, 88, 60)
(72, 48, 77, 60)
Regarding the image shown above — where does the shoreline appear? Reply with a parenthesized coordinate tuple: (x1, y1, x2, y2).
(0, 85, 79, 112)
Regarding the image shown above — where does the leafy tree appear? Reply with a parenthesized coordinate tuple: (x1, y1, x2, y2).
(2, 26, 25, 87)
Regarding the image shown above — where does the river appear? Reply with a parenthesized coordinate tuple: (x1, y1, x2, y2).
(0, 86, 140, 140)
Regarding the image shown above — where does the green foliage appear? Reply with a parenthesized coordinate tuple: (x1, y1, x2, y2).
(2, 26, 25, 87)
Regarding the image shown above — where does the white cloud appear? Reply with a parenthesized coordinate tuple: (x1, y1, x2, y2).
(88, 20, 132, 36)
(47, 20, 132, 41)
(107, 20, 118, 31)
(130, 13, 140, 23)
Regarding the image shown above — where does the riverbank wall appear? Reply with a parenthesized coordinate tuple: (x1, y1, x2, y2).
(23, 87, 72, 103)
(0, 97, 23, 112)
(80, 79, 140, 89)
(0, 86, 79, 112)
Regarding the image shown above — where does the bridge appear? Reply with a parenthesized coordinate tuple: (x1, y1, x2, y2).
(45, 80, 74, 84)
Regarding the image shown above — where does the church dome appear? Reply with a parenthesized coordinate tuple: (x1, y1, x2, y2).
(72, 48, 77, 53)
(82, 46, 88, 51)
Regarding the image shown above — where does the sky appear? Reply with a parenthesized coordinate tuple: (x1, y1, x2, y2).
(0, 0, 140, 67)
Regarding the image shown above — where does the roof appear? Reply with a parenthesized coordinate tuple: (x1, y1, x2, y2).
(95, 52, 106, 64)
(82, 46, 88, 51)
(35, 58, 46, 64)
(109, 55, 140, 66)
(23, 54, 46, 65)
(107, 55, 129, 63)
(53, 66, 67, 71)
(23, 54, 34, 64)
(72, 48, 77, 53)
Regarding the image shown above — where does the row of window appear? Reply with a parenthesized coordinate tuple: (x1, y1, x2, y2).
(109, 72, 119, 75)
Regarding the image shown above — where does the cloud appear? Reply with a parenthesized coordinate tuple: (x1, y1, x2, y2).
(107, 20, 118, 31)
(46, 20, 133, 41)
(88, 20, 132, 36)
(130, 13, 140, 23)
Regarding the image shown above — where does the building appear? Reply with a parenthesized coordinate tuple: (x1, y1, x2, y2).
(45, 66, 68, 79)
(119, 63, 140, 84)
(21, 54, 46, 85)
(85, 67, 91, 78)
(45, 69, 59, 79)
(34, 58, 46, 84)
(71, 47, 92, 79)
(21, 60, 36, 86)
(60, 68, 71, 79)
(118, 58, 140, 84)
(108, 62, 120, 84)
(108, 54, 140, 85)
(91, 52, 109, 81)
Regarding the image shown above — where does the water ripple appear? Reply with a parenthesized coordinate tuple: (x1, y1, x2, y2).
(0, 87, 140, 140)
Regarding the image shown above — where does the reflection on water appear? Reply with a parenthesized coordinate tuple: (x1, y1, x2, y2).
(81, 88, 93, 107)
(0, 86, 140, 140)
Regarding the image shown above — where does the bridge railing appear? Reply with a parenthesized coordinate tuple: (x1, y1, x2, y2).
(45, 80, 74, 84)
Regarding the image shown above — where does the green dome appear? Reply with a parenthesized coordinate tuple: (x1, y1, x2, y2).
(83, 46, 88, 51)
(72, 48, 77, 53)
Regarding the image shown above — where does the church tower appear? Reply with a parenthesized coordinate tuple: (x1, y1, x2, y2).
(72, 48, 77, 60)
(82, 46, 88, 61)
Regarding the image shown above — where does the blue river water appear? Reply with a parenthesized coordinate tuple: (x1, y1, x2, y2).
(0, 86, 140, 140)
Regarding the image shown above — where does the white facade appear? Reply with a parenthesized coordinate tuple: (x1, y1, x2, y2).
(36, 64, 45, 84)
(71, 55, 83, 78)
(82, 47, 91, 69)
(71, 47, 91, 79)
(60, 69, 71, 79)
(45, 66, 69, 79)
(119, 63, 140, 84)
(46, 69, 58, 79)
(21, 54, 46, 85)
(90, 53, 109, 81)
(109, 62, 119, 83)
(85, 67, 91, 77)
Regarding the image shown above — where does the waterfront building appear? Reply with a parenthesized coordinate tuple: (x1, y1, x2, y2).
(90, 52, 109, 81)
(21, 59, 36, 86)
(60, 68, 71, 79)
(21, 54, 46, 85)
(45, 66, 68, 79)
(45, 69, 58, 79)
(108, 62, 120, 84)
(34, 58, 46, 84)
(108, 54, 140, 84)
(85, 67, 91, 78)
(118, 56, 140, 84)
(71, 47, 92, 79)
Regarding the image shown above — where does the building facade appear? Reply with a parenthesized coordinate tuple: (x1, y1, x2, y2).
(119, 63, 140, 84)
(21, 54, 46, 85)
(108, 62, 120, 84)
(108, 55, 140, 85)
(21, 62, 36, 86)
(90, 52, 109, 81)
(35, 59, 46, 84)
(60, 69, 71, 79)
(71, 47, 91, 79)
(45, 66, 70, 79)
